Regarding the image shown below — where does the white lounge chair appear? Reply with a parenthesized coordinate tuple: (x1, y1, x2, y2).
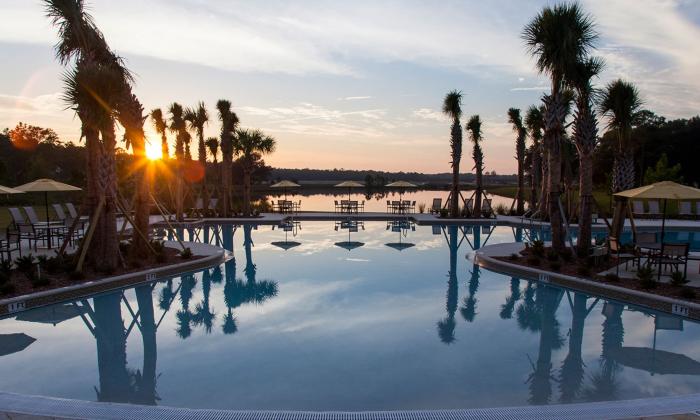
(430, 198, 442, 214)
(632, 201, 645, 218)
(679, 201, 693, 219)
(647, 201, 662, 218)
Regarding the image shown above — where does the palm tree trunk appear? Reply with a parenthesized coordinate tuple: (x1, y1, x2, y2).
(474, 168, 483, 219)
(531, 146, 541, 211)
(544, 93, 566, 251)
(243, 168, 252, 216)
(538, 147, 548, 216)
(516, 158, 525, 214)
(135, 285, 157, 405)
(93, 124, 119, 271)
(450, 165, 460, 217)
(132, 140, 150, 258)
(222, 154, 232, 216)
(175, 163, 184, 221)
(577, 154, 593, 256)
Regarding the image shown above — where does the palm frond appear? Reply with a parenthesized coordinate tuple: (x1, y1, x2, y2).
(442, 90, 463, 120)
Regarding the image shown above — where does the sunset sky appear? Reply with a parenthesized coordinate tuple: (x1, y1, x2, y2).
(1, 0, 699, 174)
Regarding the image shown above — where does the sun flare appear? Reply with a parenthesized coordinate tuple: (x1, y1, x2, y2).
(145, 140, 162, 160)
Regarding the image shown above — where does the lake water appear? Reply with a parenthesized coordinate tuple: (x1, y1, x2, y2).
(1, 222, 699, 411)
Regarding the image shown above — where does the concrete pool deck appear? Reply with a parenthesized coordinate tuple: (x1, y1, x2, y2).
(1, 391, 700, 419)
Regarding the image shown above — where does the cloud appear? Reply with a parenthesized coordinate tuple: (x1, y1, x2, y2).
(509, 86, 547, 92)
(412, 108, 446, 122)
(339, 96, 372, 101)
(0, 92, 64, 115)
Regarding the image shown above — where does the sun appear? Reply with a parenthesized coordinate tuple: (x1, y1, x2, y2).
(145, 140, 162, 160)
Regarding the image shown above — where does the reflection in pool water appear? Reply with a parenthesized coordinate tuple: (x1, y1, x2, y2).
(1, 221, 700, 411)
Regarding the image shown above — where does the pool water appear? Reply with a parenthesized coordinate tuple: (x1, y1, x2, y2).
(1, 221, 700, 411)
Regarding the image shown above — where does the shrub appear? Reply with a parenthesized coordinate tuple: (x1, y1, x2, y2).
(0, 260, 11, 274)
(418, 202, 426, 213)
(155, 253, 167, 263)
(509, 253, 519, 261)
(180, 247, 193, 259)
(546, 250, 559, 262)
(494, 203, 508, 215)
(637, 265, 657, 290)
(439, 208, 449, 218)
(560, 248, 573, 262)
(679, 287, 697, 300)
(69, 271, 85, 281)
(549, 261, 561, 271)
(119, 241, 131, 255)
(604, 273, 620, 282)
(14, 255, 35, 274)
(670, 271, 688, 286)
(31, 277, 50, 288)
(0, 271, 7, 284)
(0, 283, 15, 296)
(527, 256, 541, 266)
(531, 240, 545, 257)
(130, 259, 143, 269)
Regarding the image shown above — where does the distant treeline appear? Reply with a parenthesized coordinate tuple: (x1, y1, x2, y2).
(269, 168, 517, 186)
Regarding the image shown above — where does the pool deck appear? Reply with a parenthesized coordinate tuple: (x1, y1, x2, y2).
(1, 391, 699, 420)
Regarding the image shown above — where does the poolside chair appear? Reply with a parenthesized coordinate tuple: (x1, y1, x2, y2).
(609, 237, 638, 276)
(0, 228, 20, 261)
(190, 197, 204, 217)
(53, 203, 85, 240)
(24, 206, 67, 248)
(432, 225, 441, 235)
(464, 199, 474, 217)
(679, 201, 693, 219)
(632, 201, 645, 218)
(65, 203, 89, 223)
(481, 199, 494, 218)
(335, 200, 340, 213)
(647, 201, 662, 218)
(208, 198, 219, 217)
(429, 198, 442, 214)
(8, 207, 47, 251)
(656, 243, 689, 279)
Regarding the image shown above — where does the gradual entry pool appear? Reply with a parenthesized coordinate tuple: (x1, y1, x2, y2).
(1, 221, 700, 411)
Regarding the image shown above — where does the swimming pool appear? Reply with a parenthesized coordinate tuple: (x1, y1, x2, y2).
(1, 221, 700, 411)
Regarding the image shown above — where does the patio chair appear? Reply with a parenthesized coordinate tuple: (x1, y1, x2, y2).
(635, 232, 657, 265)
(53, 203, 85, 240)
(358, 200, 364, 213)
(0, 228, 20, 262)
(655, 243, 689, 279)
(335, 200, 340, 213)
(24, 206, 67, 248)
(411, 201, 416, 213)
(609, 237, 638, 276)
(391, 201, 401, 214)
(464, 199, 474, 217)
(429, 198, 442, 214)
(481, 199, 494, 218)
(679, 201, 693, 219)
(632, 201, 645, 218)
(207, 198, 219, 217)
(647, 201, 662, 218)
(8, 207, 47, 251)
(190, 197, 204, 217)
(65, 203, 89, 223)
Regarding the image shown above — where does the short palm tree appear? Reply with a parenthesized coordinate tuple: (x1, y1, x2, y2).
(205, 137, 219, 163)
(525, 105, 545, 213)
(184, 102, 209, 167)
(235, 129, 276, 216)
(466, 115, 485, 218)
(522, 2, 597, 251)
(168, 102, 188, 220)
(569, 57, 604, 256)
(150, 108, 169, 160)
(508, 108, 527, 215)
(216, 100, 239, 216)
(442, 90, 463, 218)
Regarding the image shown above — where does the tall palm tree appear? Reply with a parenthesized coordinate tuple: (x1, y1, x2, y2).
(599, 79, 642, 237)
(184, 102, 209, 209)
(235, 128, 276, 216)
(168, 103, 188, 220)
(205, 136, 219, 191)
(525, 105, 545, 214)
(466, 115, 485, 218)
(46, 0, 131, 271)
(437, 226, 459, 344)
(150, 108, 169, 160)
(508, 108, 527, 214)
(442, 90, 463, 218)
(216, 100, 239, 217)
(523, 3, 597, 251)
(569, 57, 604, 256)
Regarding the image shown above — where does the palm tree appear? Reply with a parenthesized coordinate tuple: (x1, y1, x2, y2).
(150, 108, 169, 160)
(525, 105, 545, 214)
(599, 79, 642, 237)
(523, 3, 597, 251)
(235, 129, 276, 216)
(168, 103, 188, 221)
(205, 137, 219, 163)
(508, 108, 527, 214)
(216, 100, 239, 217)
(569, 57, 604, 256)
(46, 0, 129, 270)
(437, 226, 459, 344)
(442, 90, 463, 218)
(466, 115, 485, 218)
(184, 102, 209, 209)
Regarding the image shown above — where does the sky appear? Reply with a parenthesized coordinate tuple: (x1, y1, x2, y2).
(1, 0, 699, 174)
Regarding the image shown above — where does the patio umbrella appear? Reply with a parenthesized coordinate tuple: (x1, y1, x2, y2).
(335, 181, 364, 201)
(270, 180, 300, 200)
(15, 304, 86, 326)
(0, 333, 36, 357)
(15, 178, 82, 224)
(609, 346, 700, 375)
(385, 220, 415, 251)
(385, 180, 417, 202)
(0, 184, 24, 194)
(615, 181, 700, 280)
(271, 221, 301, 251)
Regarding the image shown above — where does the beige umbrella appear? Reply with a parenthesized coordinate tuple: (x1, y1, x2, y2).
(335, 181, 364, 201)
(614, 181, 700, 281)
(15, 178, 82, 225)
(0, 185, 24, 194)
(270, 180, 300, 201)
(385, 180, 417, 202)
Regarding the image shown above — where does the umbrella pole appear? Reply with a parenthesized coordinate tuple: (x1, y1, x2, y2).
(45, 191, 51, 248)
(657, 199, 667, 282)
